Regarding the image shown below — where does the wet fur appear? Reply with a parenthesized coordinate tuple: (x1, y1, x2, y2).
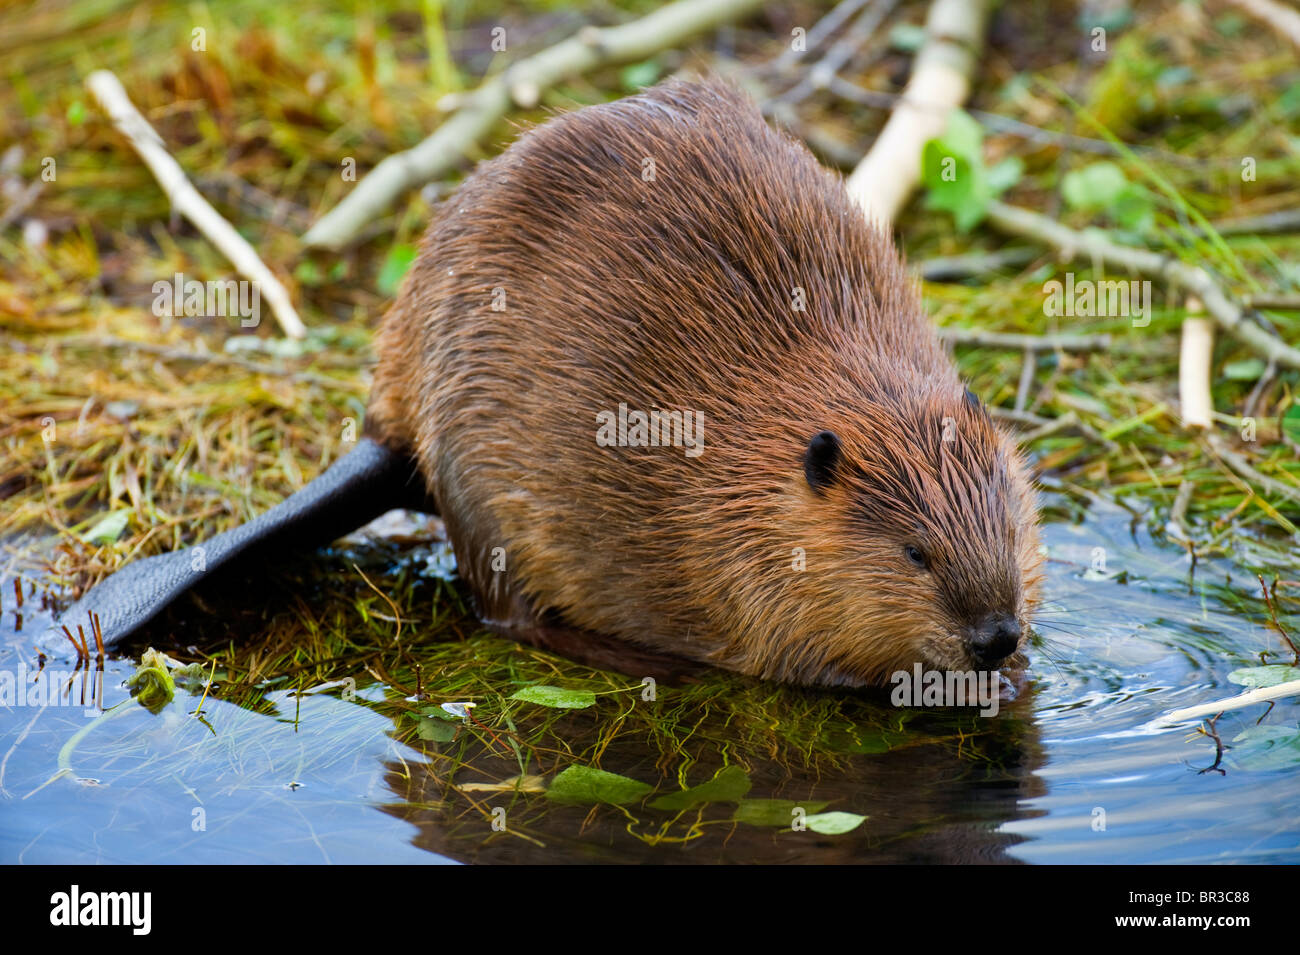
(367, 79, 1043, 688)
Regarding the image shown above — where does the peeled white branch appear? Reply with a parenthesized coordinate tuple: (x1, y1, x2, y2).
(303, 0, 767, 249)
(843, 0, 992, 226)
(1178, 298, 1213, 430)
(1228, 0, 1300, 50)
(984, 200, 1300, 370)
(86, 70, 306, 340)
(1160, 678, 1300, 724)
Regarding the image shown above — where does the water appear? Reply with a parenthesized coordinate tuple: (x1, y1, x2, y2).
(2, 502, 1297, 864)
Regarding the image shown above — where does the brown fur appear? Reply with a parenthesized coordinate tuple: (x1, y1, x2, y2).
(366, 79, 1043, 688)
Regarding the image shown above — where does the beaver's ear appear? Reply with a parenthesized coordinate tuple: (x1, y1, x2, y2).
(804, 430, 841, 493)
(964, 387, 980, 408)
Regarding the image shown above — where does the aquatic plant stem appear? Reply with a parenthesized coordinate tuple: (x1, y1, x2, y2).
(23, 699, 140, 799)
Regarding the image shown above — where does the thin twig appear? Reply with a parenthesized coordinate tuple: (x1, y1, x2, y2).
(85, 70, 306, 339)
(1244, 293, 1300, 311)
(1212, 209, 1300, 237)
(985, 199, 1300, 370)
(775, 0, 898, 106)
(1204, 431, 1300, 506)
(7, 334, 364, 392)
(917, 246, 1039, 281)
(1194, 712, 1227, 775)
(1165, 479, 1194, 542)
(1257, 573, 1299, 664)
(828, 75, 1236, 170)
(1014, 347, 1036, 413)
(1242, 357, 1277, 421)
(988, 406, 1117, 449)
(766, 0, 876, 76)
(303, 0, 768, 248)
(0, 180, 44, 231)
(936, 328, 1111, 352)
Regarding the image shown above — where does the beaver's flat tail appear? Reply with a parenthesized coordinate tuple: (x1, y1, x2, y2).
(52, 438, 431, 651)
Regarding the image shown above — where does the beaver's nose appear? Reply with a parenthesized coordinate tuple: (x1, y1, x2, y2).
(968, 613, 1021, 667)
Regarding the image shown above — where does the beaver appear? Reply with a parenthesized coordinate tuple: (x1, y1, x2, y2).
(57, 78, 1042, 689)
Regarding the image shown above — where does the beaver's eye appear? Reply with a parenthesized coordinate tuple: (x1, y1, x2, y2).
(904, 545, 928, 569)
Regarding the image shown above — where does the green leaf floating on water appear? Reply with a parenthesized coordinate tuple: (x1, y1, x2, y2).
(733, 799, 830, 827)
(545, 765, 652, 805)
(415, 717, 458, 742)
(650, 764, 752, 811)
(126, 648, 175, 713)
(803, 811, 868, 835)
(1227, 665, 1297, 689)
(1230, 725, 1300, 770)
(509, 685, 596, 709)
(81, 509, 131, 545)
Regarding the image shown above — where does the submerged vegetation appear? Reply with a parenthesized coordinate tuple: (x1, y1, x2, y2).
(1, 0, 1299, 861)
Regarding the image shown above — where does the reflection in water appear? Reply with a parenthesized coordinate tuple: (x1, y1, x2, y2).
(378, 688, 1047, 864)
(2, 504, 1298, 864)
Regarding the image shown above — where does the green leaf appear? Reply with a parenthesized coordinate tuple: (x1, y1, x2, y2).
(1227, 665, 1297, 689)
(1062, 161, 1129, 211)
(1222, 358, 1266, 381)
(294, 260, 322, 286)
(1061, 162, 1155, 233)
(419, 704, 466, 720)
(922, 111, 996, 232)
(377, 243, 417, 296)
(545, 765, 652, 805)
(649, 765, 751, 811)
(126, 648, 175, 713)
(733, 798, 830, 827)
(987, 156, 1024, 195)
(81, 509, 131, 545)
(66, 100, 87, 126)
(415, 716, 458, 742)
(1282, 404, 1300, 445)
(1230, 725, 1300, 771)
(1112, 186, 1156, 233)
(509, 685, 597, 709)
(936, 107, 984, 161)
(620, 60, 661, 91)
(804, 811, 868, 835)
